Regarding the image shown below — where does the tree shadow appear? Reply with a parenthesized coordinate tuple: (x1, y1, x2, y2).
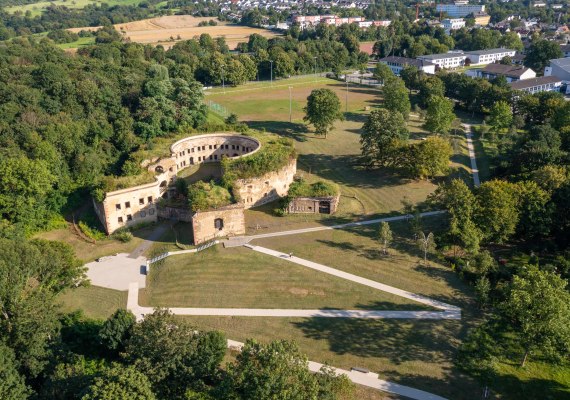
(316, 239, 364, 252)
(293, 317, 460, 364)
(344, 112, 368, 123)
(246, 121, 309, 141)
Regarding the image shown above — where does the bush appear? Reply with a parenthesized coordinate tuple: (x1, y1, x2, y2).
(112, 229, 133, 243)
(187, 180, 233, 211)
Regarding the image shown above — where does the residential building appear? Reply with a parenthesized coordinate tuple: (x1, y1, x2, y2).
(442, 18, 466, 32)
(474, 63, 536, 82)
(545, 58, 570, 85)
(436, 3, 485, 18)
(379, 56, 436, 75)
(473, 12, 491, 26)
(561, 44, 570, 58)
(465, 48, 517, 65)
(509, 75, 562, 94)
(417, 51, 467, 69)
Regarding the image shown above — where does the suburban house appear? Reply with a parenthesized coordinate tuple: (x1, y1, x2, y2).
(509, 75, 563, 94)
(417, 51, 467, 69)
(464, 48, 517, 65)
(560, 43, 570, 58)
(379, 56, 436, 75)
(473, 63, 536, 82)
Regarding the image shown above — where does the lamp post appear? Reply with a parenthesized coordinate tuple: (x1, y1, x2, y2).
(313, 56, 317, 81)
(289, 86, 293, 123)
(345, 78, 349, 113)
(269, 60, 274, 86)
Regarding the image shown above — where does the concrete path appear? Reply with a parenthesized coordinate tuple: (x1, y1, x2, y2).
(87, 254, 147, 290)
(463, 125, 481, 187)
(128, 223, 171, 259)
(227, 210, 446, 243)
(227, 339, 447, 400)
(245, 245, 460, 313)
(127, 283, 458, 320)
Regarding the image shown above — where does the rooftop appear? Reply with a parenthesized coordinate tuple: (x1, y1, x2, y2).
(417, 52, 466, 60)
(466, 48, 516, 55)
(509, 75, 562, 90)
(550, 57, 570, 71)
(481, 63, 534, 78)
(379, 56, 435, 67)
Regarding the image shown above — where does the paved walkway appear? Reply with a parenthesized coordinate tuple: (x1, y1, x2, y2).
(226, 339, 448, 400)
(226, 210, 446, 243)
(87, 253, 147, 290)
(245, 245, 460, 313)
(463, 125, 481, 187)
(128, 223, 171, 259)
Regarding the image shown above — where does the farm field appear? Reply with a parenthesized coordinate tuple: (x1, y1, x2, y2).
(67, 15, 280, 49)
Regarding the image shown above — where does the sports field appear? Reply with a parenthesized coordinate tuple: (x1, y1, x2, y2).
(66, 15, 280, 49)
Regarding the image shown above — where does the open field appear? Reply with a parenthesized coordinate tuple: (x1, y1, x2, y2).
(5, 0, 146, 16)
(139, 244, 430, 310)
(67, 15, 280, 49)
(207, 77, 472, 234)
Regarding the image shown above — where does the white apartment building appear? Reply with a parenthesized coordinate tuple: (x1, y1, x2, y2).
(417, 51, 467, 69)
(465, 48, 517, 65)
(442, 18, 466, 32)
(436, 3, 485, 17)
(379, 56, 436, 75)
(509, 76, 562, 94)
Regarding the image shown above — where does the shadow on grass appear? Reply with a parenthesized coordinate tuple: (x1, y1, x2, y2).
(344, 112, 368, 123)
(246, 121, 309, 141)
(293, 317, 459, 363)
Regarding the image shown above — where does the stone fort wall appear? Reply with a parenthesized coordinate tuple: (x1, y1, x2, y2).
(94, 133, 295, 244)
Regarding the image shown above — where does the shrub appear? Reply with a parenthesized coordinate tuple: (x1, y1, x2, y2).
(187, 180, 233, 211)
(112, 229, 133, 243)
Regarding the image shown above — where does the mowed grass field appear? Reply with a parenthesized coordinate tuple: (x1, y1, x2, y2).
(5, 0, 144, 16)
(139, 245, 430, 310)
(207, 77, 473, 233)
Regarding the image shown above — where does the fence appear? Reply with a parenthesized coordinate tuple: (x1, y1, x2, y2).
(206, 100, 230, 118)
(146, 240, 220, 273)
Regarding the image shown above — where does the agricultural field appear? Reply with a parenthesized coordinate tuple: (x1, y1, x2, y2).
(67, 15, 280, 49)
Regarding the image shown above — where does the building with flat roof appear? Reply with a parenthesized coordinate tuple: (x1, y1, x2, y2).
(417, 52, 467, 69)
(509, 75, 562, 94)
(436, 3, 485, 17)
(442, 18, 466, 32)
(474, 63, 536, 82)
(465, 48, 517, 65)
(379, 56, 436, 75)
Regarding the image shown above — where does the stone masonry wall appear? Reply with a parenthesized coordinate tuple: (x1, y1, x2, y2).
(191, 204, 246, 245)
(233, 158, 297, 209)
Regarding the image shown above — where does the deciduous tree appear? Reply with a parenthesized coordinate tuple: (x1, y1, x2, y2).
(424, 96, 455, 135)
(304, 89, 343, 138)
(382, 78, 411, 119)
(378, 222, 393, 255)
(360, 108, 409, 167)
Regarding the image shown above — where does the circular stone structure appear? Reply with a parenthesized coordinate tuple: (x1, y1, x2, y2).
(170, 133, 261, 171)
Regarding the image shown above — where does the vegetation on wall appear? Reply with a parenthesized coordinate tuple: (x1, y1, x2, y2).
(221, 136, 296, 184)
(186, 180, 233, 212)
(287, 178, 339, 199)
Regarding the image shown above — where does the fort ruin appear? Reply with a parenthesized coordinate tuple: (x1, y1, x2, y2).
(93, 132, 297, 244)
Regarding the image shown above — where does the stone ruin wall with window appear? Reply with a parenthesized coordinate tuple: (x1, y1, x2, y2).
(94, 133, 296, 244)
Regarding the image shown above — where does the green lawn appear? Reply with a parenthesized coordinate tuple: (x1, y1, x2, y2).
(57, 285, 127, 320)
(6, 0, 146, 16)
(57, 36, 96, 50)
(140, 244, 429, 310)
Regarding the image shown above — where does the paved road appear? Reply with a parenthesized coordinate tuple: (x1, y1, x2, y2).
(463, 125, 481, 187)
(245, 245, 460, 313)
(228, 210, 446, 242)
